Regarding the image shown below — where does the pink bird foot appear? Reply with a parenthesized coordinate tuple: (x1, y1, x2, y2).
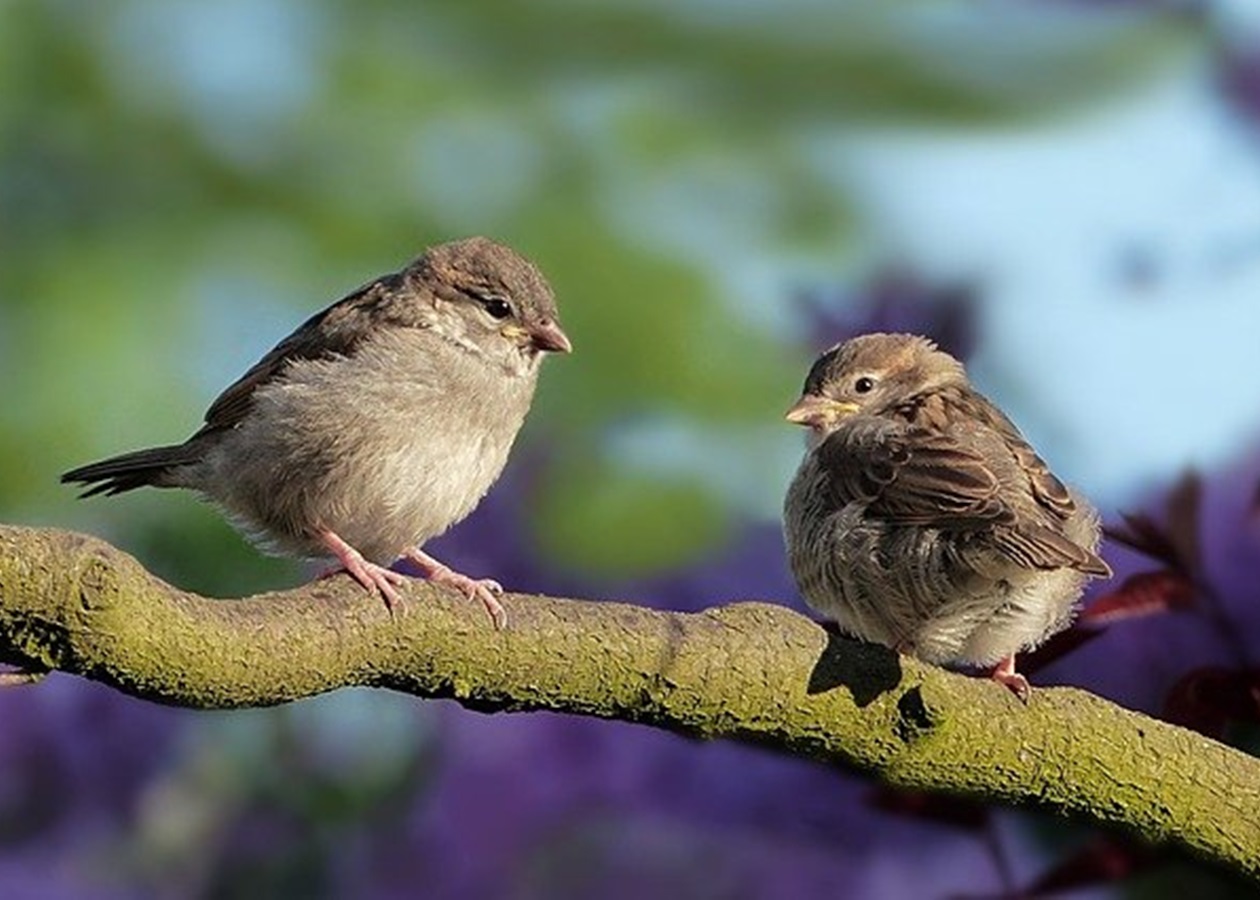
(990, 655, 1031, 702)
(317, 529, 408, 611)
(405, 548, 507, 629)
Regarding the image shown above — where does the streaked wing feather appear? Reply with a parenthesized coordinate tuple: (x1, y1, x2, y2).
(994, 523, 1112, 576)
(819, 418, 1108, 576)
(819, 422, 1009, 528)
(966, 396, 1076, 519)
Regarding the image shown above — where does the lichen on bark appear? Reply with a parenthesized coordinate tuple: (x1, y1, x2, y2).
(2, 524, 1259, 880)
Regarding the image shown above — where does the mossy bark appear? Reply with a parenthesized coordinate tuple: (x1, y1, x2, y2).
(2, 524, 1258, 879)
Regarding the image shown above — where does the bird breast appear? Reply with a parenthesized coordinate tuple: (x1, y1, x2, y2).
(784, 444, 1095, 666)
(198, 327, 536, 563)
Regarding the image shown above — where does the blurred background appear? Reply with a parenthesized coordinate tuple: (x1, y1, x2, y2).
(3, 0, 1260, 897)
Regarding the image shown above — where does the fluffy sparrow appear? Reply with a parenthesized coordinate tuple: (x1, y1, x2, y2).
(62, 236, 571, 627)
(782, 333, 1110, 698)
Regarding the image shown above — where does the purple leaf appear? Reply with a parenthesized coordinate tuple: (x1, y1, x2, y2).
(1163, 666, 1260, 738)
(866, 788, 990, 831)
(1022, 836, 1154, 897)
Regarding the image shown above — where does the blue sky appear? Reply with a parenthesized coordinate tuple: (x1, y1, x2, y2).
(834, 55, 1260, 506)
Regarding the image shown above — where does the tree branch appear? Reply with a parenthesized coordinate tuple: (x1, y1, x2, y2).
(2, 524, 1258, 879)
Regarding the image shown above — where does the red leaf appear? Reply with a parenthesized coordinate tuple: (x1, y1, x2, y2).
(866, 787, 989, 831)
(1023, 837, 1154, 896)
(1163, 666, 1260, 738)
(1020, 625, 1104, 675)
(1079, 570, 1197, 626)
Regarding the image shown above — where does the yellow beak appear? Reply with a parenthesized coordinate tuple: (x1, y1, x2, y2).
(784, 395, 860, 428)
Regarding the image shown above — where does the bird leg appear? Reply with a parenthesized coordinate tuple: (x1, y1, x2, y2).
(404, 548, 507, 630)
(989, 655, 1031, 702)
(316, 528, 408, 611)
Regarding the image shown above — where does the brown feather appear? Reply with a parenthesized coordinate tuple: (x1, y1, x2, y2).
(942, 388, 1077, 520)
(818, 420, 1012, 529)
(993, 523, 1111, 576)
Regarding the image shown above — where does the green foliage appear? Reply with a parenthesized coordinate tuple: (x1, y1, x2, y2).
(535, 466, 729, 576)
(0, 0, 1196, 587)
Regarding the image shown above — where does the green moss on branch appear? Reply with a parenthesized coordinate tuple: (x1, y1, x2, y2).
(2, 524, 1259, 879)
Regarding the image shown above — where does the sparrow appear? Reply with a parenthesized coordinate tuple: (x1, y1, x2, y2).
(782, 333, 1110, 699)
(62, 236, 571, 628)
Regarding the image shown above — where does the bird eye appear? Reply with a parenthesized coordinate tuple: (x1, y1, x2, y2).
(479, 296, 513, 320)
(854, 376, 875, 394)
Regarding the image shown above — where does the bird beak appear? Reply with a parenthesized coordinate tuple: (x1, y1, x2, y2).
(529, 319, 573, 354)
(784, 395, 860, 428)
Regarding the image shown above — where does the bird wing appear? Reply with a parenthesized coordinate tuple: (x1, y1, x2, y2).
(962, 401, 1110, 575)
(195, 275, 403, 436)
(818, 418, 1009, 528)
(990, 521, 1111, 576)
(966, 398, 1077, 520)
(818, 418, 1109, 575)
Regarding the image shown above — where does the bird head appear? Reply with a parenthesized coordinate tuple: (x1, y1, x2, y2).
(785, 332, 967, 440)
(414, 236, 572, 375)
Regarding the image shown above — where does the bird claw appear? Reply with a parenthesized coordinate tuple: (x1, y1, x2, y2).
(346, 561, 408, 612)
(990, 656, 1031, 702)
(433, 570, 507, 630)
(405, 549, 508, 629)
(316, 532, 509, 626)
(317, 530, 408, 612)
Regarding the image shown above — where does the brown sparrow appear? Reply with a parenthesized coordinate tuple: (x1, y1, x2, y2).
(62, 236, 571, 627)
(782, 333, 1110, 698)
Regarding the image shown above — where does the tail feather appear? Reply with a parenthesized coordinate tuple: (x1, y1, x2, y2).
(61, 444, 197, 498)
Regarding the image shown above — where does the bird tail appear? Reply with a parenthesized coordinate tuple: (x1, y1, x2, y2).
(61, 444, 197, 498)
